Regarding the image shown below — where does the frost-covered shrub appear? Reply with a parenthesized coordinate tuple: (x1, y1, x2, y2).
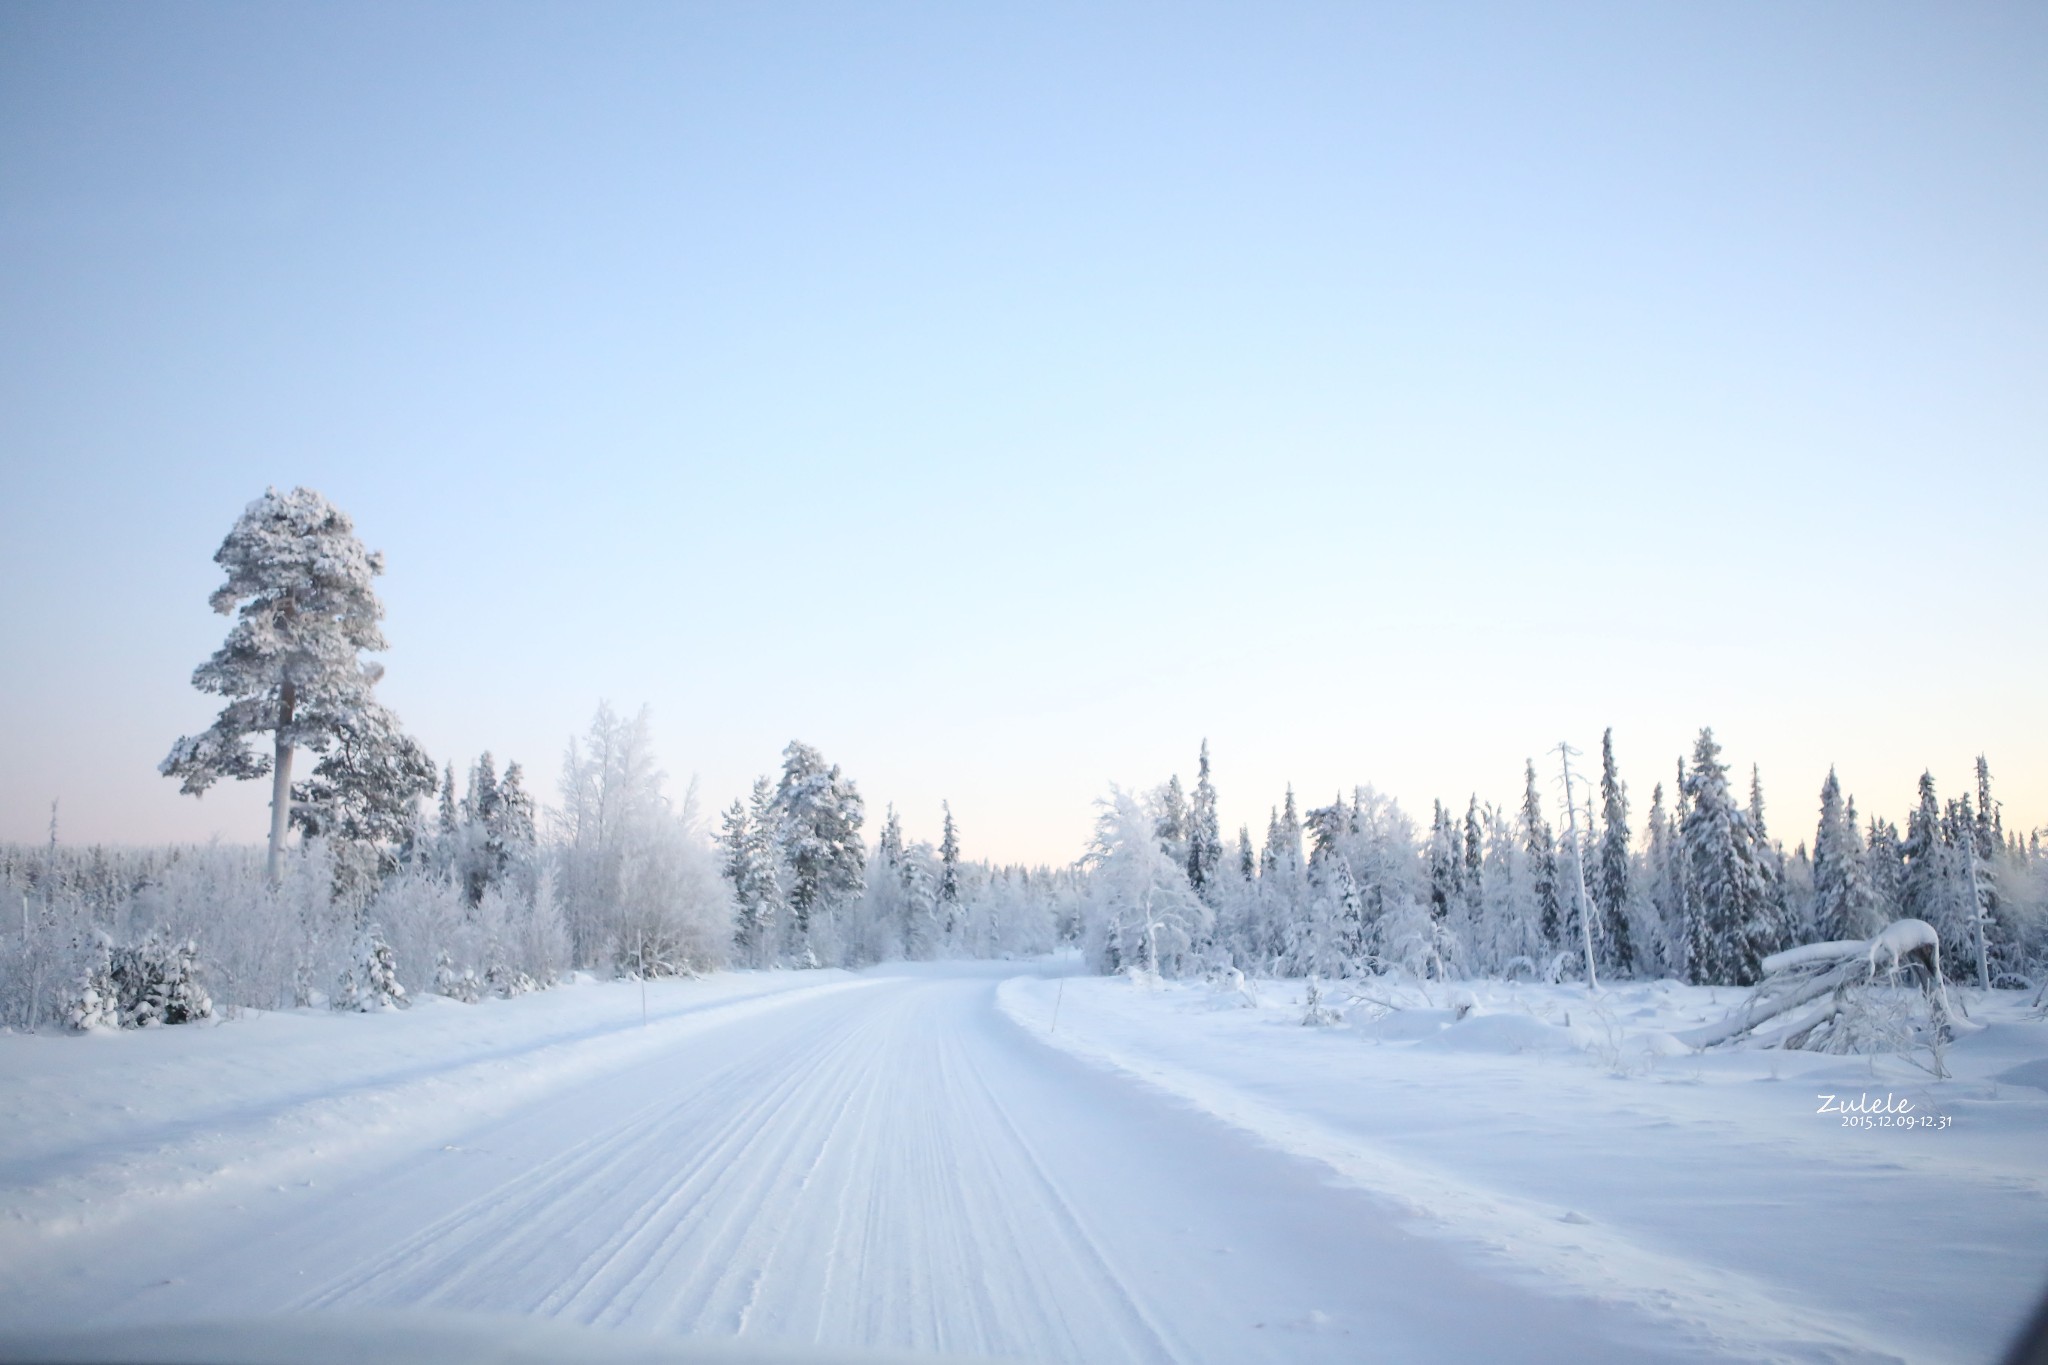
(368, 867, 466, 999)
(1300, 977, 1342, 1027)
(125, 842, 324, 1014)
(1374, 895, 1455, 982)
(434, 949, 481, 1003)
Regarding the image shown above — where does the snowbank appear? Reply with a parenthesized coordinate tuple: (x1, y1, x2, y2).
(998, 971, 2048, 1365)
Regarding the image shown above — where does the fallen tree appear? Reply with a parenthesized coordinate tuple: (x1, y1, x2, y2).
(1677, 919, 1970, 1075)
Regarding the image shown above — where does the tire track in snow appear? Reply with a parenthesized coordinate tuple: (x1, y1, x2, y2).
(301, 981, 897, 1327)
(0, 975, 879, 1260)
(296, 972, 1189, 1360)
(960, 1035, 1190, 1364)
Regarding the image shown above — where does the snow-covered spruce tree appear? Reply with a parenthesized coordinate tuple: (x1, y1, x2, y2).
(1205, 825, 1260, 967)
(1473, 802, 1537, 974)
(1594, 728, 1637, 976)
(939, 801, 962, 934)
(898, 841, 942, 960)
(722, 784, 783, 967)
(1681, 729, 1770, 985)
(1299, 797, 1365, 977)
(1866, 812, 1905, 924)
(1187, 740, 1223, 905)
(1812, 768, 1881, 942)
(458, 753, 503, 903)
(1318, 846, 1368, 978)
(442, 753, 537, 907)
(1343, 786, 1446, 980)
(1897, 771, 1983, 981)
(1460, 797, 1485, 927)
(335, 921, 406, 1011)
(1519, 761, 1563, 949)
(1641, 782, 1684, 976)
(1258, 786, 1307, 964)
(1153, 774, 1189, 865)
(436, 763, 459, 859)
(1746, 766, 1793, 964)
(67, 929, 119, 1031)
(771, 741, 866, 964)
(110, 932, 213, 1027)
(162, 487, 421, 885)
(746, 777, 787, 963)
(1427, 800, 1460, 923)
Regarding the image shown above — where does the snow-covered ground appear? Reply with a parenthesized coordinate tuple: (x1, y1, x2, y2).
(1, 963, 2043, 1364)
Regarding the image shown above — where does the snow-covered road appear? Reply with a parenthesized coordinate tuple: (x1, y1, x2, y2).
(0, 963, 1713, 1363)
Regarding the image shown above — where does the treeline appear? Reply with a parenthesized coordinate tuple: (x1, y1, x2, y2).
(5, 487, 2041, 1029)
(0, 704, 1066, 1031)
(716, 743, 1071, 970)
(5, 722, 2042, 1032)
(1075, 732, 2048, 990)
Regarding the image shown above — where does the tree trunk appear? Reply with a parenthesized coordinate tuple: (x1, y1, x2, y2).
(266, 681, 296, 886)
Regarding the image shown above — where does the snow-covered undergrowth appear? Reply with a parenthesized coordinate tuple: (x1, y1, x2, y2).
(0, 970, 871, 1255)
(999, 972, 2048, 1365)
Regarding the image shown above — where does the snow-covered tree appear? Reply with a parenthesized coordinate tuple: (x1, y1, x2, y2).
(1747, 765, 1793, 962)
(440, 753, 537, 907)
(67, 929, 118, 1032)
(1812, 768, 1880, 942)
(162, 487, 421, 884)
(1640, 781, 1683, 976)
(1899, 772, 1955, 965)
(898, 841, 942, 960)
(771, 741, 866, 960)
(939, 801, 961, 913)
(556, 703, 730, 973)
(289, 697, 436, 897)
(335, 921, 407, 1012)
(723, 781, 784, 967)
(1082, 787, 1209, 977)
(1594, 728, 1636, 975)
(1519, 761, 1562, 948)
(1426, 800, 1460, 923)
(109, 932, 213, 1027)
(1460, 797, 1485, 925)
(1152, 773, 1190, 877)
(1866, 812, 1905, 925)
(1187, 740, 1223, 902)
(1681, 729, 1770, 984)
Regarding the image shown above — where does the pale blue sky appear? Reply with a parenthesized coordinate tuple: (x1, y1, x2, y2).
(3, 2, 2044, 862)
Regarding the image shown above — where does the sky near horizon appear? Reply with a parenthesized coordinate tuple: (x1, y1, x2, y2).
(2, 2, 2044, 865)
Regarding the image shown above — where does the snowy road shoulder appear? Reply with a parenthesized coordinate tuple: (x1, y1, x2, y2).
(997, 972, 2048, 1365)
